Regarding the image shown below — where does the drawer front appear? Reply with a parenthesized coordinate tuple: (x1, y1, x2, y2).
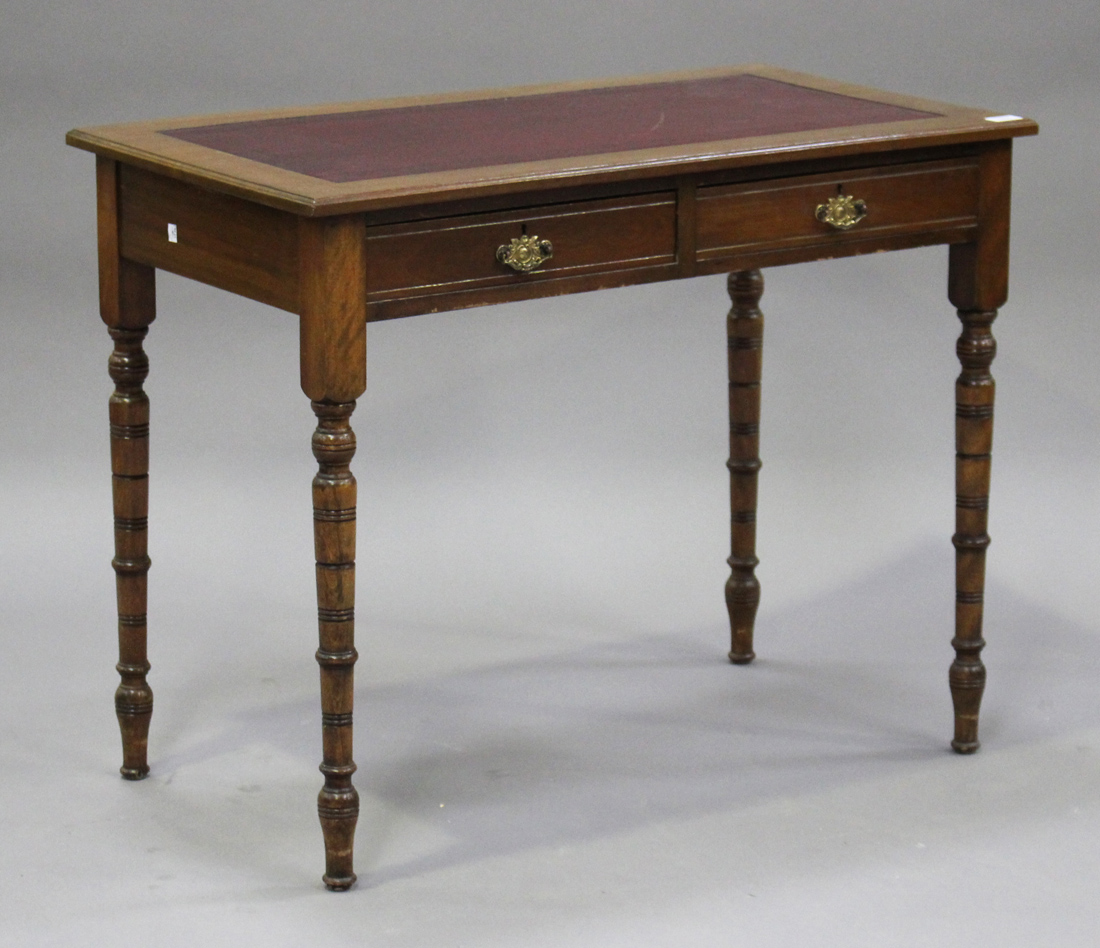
(366, 193, 677, 300)
(696, 159, 979, 260)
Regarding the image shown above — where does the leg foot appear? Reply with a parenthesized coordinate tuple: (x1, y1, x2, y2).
(319, 779, 359, 890)
(116, 660, 152, 779)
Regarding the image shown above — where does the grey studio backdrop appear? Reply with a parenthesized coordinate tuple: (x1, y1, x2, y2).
(2, 2, 1098, 945)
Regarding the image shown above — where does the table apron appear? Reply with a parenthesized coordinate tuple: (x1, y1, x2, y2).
(114, 154, 985, 321)
(117, 164, 300, 312)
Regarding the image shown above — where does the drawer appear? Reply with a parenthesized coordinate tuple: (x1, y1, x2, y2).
(366, 193, 677, 300)
(696, 159, 979, 260)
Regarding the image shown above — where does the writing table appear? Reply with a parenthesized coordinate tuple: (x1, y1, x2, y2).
(66, 65, 1037, 889)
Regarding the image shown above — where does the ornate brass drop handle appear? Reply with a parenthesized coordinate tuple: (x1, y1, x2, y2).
(815, 193, 868, 230)
(496, 233, 554, 272)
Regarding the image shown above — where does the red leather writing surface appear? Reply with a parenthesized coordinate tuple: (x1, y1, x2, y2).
(163, 74, 938, 183)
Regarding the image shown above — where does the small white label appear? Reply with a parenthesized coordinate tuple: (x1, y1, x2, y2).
(167, 223, 178, 243)
(984, 114, 1023, 123)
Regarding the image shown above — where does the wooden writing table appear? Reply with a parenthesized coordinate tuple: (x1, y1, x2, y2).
(66, 66, 1037, 889)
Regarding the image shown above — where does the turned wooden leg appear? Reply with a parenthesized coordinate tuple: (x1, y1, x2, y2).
(726, 269, 764, 664)
(951, 307, 996, 752)
(946, 139, 1012, 753)
(96, 156, 157, 779)
(298, 214, 368, 889)
(312, 400, 360, 889)
(109, 325, 154, 778)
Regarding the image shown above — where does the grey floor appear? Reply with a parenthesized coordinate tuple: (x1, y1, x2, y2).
(3, 3, 1100, 945)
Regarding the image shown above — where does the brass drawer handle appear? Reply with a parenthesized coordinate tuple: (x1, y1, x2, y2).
(497, 234, 553, 272)
(815, 193, 868, 230)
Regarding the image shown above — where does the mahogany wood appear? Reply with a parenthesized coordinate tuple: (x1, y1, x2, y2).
(298, 215, 367, 404)
(97, 157, 157, 778)
(365, 192, 677, 299)
(945, 140, 1011, 753)
(65, 65, 1036, 216)
(950, 306, 996, 752)
(726, 270, 764, 664)
(696, 158, 979, 261)
(66, 68, 1037, 889)
(299, 216, 368, 889)
(118, 164, 299, 313)
(311, 399, 360, 890)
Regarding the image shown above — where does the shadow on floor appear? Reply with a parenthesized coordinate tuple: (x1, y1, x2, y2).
(149, 538, 1100, 886)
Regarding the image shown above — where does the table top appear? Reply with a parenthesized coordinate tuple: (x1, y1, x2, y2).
(67, 65, 1036, 216)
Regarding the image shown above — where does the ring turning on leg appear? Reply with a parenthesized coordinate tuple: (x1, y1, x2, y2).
(312, 399, 360, 889)
(109, 325, 153, 779)
(951, 307, 997, 752)
(726, 270, 764, 664)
